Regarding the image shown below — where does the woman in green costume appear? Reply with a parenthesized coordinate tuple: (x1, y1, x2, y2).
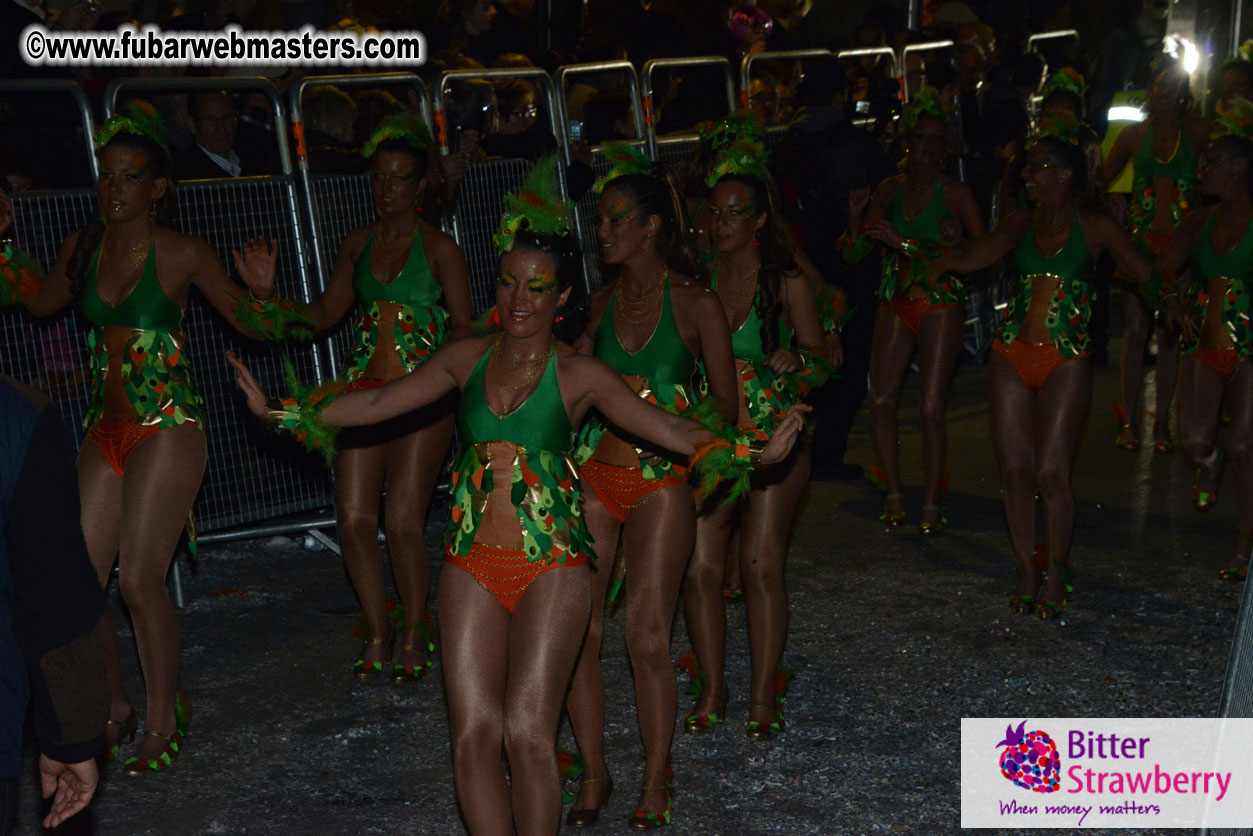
(871, 113, 1154, 618)
(282, 113, 473, 682)
(1102, 60, 1210, 451)
(227, 157, 805, 836)
(0, 102, 300, 774)
(844, 87, 984, 533)
(1157, 100, 1253, 580)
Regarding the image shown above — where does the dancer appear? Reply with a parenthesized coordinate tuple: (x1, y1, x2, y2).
(870, 113, 1153, 617)
(1102, 60, 1209, 451)
(564, 143, 740, 830)
(227, 156, 804, 836)
(1157, 100, 1253, 579)
(845, 88, 984, 532)
(682, 145, 831, 744)
(284, 113, 472, 682)
(0, 102, 300, 774)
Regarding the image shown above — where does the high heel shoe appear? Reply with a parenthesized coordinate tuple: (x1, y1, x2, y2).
(745, 668, 791, 741)
(683, 687, 728, 735)
(353, 627, 395, 681)
(1114, 423, 1139, 451)
(391, 619, 435, 684)
(123, 689, 191, 776)
(103, 707, 138, 762)
(566, 776, 614, 827)
(918, 504, 947, 536)
(628, 784, 672, 830)
(879, 492, 906, 527)
(1219, 556, 1249, 583)
(1193, 461, 1221, 511)
(1036, 561, 1073, 620)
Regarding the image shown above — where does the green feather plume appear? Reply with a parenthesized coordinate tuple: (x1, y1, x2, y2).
(592, 141, 655, 193)
(494, 154, 572, 252)
(1042, 67, 1087, 101)
(903, 86, 946, 131)
(96, 99, 166, 149)
(362, 112, 433, 158)
(705, 139, 770, 187)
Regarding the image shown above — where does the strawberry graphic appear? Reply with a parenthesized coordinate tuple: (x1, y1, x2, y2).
(995, 720, 1061, 793)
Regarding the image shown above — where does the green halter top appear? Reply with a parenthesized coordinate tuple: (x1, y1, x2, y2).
(593, 278, 698, 385)
(1000, 214, 1094, 358)
(880, 178, 965, 304)
(81, 241, 182, 332)
(446, 342, 593, 566)
(343, 226, 448, 381)
(80, 239, 202, 429)
(709, 270, 793, 363)
(1188, 212, 1253, 356)
(1128, 126, 1197, 242)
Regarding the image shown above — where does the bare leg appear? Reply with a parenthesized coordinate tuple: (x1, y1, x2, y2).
(1153, 321, 1180, 445)
(867, 303, 919, 516)
(1032, 357, 1091, 607)
(683, 501, 735, 717)
(78, 442, 129, 725)
(1178, 354, 1225, 494)
(384, 409, 454, 670)
(739, 444, 810, 728)
(114, 424, 207, 760)
(1225, 362, 1253, 562)
(439, 566, 511, 836)
(565, 490, 620, 810)
(988, 351, 1039, 600)
(504, 566, 592, 836)
(1118, 292, 1152, 444)
(335, 443, 391, 665)
(915, 307, 965, 516)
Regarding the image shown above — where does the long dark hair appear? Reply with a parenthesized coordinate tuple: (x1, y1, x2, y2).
(710, 171, 797, 354)
(1033, 135, 1089, 198)
(600, 162, 704, 283)
(66, 132, 175, 296)
(505, 229, 588, 344)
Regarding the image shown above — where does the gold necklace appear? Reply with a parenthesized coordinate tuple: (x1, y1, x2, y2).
(489, 335, 555, 398)
(616, 268, 669, 324)
(100, 225, 154, 292)
(374, 221, 420, 264)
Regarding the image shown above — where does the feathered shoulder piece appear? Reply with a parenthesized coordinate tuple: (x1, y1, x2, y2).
(96, 99, 166, 149)
(494, 154, 572, 253)
(592, 141, 655, 193)
(362, 112, 432, 158)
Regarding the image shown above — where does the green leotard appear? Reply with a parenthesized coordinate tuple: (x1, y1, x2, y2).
(880, 178, 965, 305)
(343, 227, 449, 381)
(999, 215, 1095, 359)
(80, 241, 203, 428)
(1127, 126, 1197, 246)
(708, 270, 833, 439)
(577, 278, 698, 480)
(445, 342, 594, 565)
(1187, 212, 1253, 357)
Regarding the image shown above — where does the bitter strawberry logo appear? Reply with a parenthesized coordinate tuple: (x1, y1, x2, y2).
(996, 720, 1061, 793)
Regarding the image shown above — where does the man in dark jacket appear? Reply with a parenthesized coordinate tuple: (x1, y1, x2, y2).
(771, 60, 892, 480)
(175, 90, 274, 180)
(0, 375, 109, 835)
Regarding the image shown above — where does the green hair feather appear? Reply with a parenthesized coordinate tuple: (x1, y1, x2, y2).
(362, 112, 433, 158)
(704, 139, 770, 187)
(1042, 67, 1087, 101)
(96, 99, 166, 150)
(698, 108, 767, 151)
(493, 154, 573, 252)
(592, 141, 655, 193)
(1029, 110, 1082, 147)
(903, 86, 946, 131)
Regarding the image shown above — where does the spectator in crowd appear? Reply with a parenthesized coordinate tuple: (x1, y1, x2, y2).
(432, 0, 499, 67)
(0, 374, 110, 836)
(1216, 60, 1253, 117)
(353, 89, 405, 150)
(303, 85, 362, 175)
(174, 90, 272, 180)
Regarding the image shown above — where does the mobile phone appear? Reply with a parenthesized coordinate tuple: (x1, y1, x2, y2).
(568, 120, 583, 145)
(855, 99, 870, 115)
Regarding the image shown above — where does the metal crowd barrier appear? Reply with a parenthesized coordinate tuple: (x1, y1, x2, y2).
(434, 67, 569, 312)
(740, 49, 833, 153)
(102, 78, 335, 540)
(554, 60, 646, 293)
(835, 47, 901, 130)
(289, 72, 433, 376)
(900, 40, 955, 103)
(1027, 29, 1081, 120)
(641, 56, 736, 166)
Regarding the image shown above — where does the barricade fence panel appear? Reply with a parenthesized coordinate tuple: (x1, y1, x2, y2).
(450, 157, 537, 314)
(169, 177, 333, 532)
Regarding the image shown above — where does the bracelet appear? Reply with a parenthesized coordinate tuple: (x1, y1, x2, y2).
(900, 238, 920, 257)
(746, 439, 765, 468)
(264, 396, 294, 426)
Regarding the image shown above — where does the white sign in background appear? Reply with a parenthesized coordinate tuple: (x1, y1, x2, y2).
(961, 718, 1253, 828)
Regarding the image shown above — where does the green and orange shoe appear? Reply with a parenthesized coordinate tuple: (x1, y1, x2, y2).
(392, 618, 436, 684)
(123, 689, 191, 776)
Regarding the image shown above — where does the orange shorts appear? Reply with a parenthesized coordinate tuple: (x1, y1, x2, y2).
(87, 421, 163, 475)
(581, 460, 685, 523)
(1192, 347, 1243, 380)
(444, 542, 588, 613)
(993, 340, 1084, 392)
(882, 298, 961, 336)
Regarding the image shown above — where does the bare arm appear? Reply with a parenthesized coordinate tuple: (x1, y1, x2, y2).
(22, 230, 78, 318)
(1090, 212, 1152, 285)
(297, 227, 366, 330)
(185, 235, 291, 339)
(425, 226, 474, 340)
(940, 210, 1030, 274)
(690, 287, 740, 423)
(947, 181, 986, 240)
(1101, 124, 1141, 190)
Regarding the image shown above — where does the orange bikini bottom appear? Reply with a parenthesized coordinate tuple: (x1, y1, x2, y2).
(882, 298, 961, 336)
(993, 340, 1084, 392)
(444, 542, 588, 613)
(87, 421, 164, 475)
(581, 460, 685, 523)
(1191, 347, 1243, 380)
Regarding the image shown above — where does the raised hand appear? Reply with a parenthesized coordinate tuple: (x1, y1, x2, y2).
(848, 187, 871, 221)
(225, 351, 271, 419)
(760, 404, 812, 466)
(231, 237, 277, 300)
(864, 219, 905, 250)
